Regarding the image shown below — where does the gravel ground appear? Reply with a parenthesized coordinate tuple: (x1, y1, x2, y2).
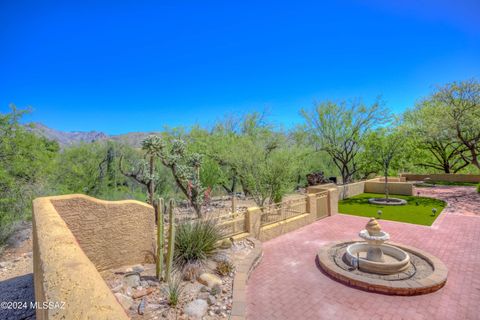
(0, 222, 35, 320)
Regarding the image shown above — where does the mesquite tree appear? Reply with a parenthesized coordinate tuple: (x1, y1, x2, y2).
(405, 94, 471, 173)
(429, 79, 480, 170)
(301, 99, 389, 184)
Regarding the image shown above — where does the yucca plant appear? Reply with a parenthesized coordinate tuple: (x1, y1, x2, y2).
(174, 219, 222, 276)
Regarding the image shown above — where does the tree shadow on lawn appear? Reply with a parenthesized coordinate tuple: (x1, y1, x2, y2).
(0, 273, 35, 320)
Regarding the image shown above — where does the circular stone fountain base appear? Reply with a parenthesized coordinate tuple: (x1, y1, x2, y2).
(368, 198, 407, 205)
(317, 241, 448, 295)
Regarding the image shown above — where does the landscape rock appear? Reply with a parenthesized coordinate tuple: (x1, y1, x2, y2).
(0, 261, 8, 269)
(132, 287, 155, 299)
(211, 284, 222, 296)
(123, 272, 141, 288)
(198, 273, 222, 288)
(137, 297, 146, 315)
(219, 238, 233, 249)
(112, 284, 123, 293)
(132, 264, 145, 273)
(114, 292, 134, 311)
(207, 295, 217, 305)
(184, 299, 208, 319)
(212, 252, 231, 263)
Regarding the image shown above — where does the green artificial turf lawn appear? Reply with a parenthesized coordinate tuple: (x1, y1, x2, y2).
(338, 193, 446, 226)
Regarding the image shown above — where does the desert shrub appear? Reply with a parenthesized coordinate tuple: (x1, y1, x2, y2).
(174, 219, 222, 273)
(216, 260, 235, 276)
(165, 273, 183, 307)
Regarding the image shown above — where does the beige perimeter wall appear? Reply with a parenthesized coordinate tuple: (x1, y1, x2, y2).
(401, 173, 480, 183)
(33, 194, 155, 320)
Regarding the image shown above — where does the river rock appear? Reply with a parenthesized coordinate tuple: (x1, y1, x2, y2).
(114, 293, 134, 310)
(184, 299, 208, 319)
(198, 273, 222, 288)
(123, 272, 141, 288)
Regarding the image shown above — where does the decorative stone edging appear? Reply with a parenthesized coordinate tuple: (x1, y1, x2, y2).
(230, 238, 263, 320)
(317, 240, 448, 296)
(368, 197, 407, 206)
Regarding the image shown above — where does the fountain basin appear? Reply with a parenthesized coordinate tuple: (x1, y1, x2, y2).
(368, 198, 407, 205)
(346, 242, 410, 274)
(317, 241, 448, 295)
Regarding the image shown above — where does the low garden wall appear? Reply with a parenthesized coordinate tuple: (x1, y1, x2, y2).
(247, 187, 338, 242)
(364, 178, 414, 196)
(32, 194, 155, 320)
(401, 173, 480, 183)
(336, 181, 365, 200)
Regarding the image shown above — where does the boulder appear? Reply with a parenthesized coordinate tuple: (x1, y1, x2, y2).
(198, 273, 222, 288)
(123, 272, 141, 288)
(114, 293, 134, 311)
(184, 299, 208, 319)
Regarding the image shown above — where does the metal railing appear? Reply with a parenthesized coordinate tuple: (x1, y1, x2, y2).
(259, 196, 308, 227)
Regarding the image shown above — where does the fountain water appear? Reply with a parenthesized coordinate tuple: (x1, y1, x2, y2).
(345, 218, 410, 274)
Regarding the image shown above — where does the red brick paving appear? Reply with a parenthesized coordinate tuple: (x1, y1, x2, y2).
(246, 186, 480, 320)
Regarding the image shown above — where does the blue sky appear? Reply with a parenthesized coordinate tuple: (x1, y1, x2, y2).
(1, 1, 479, 134)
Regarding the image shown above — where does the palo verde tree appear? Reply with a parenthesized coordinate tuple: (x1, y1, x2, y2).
(363, 127, 406, 200)
(0, 105, 59, 244)
(301, 98, 389, 184)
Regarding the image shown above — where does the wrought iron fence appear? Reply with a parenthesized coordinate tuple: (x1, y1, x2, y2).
(259, 196, 307, 227)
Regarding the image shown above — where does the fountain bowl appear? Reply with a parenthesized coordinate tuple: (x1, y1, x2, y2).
(368, 197, 407, 205)
(345, 242, 410, 274)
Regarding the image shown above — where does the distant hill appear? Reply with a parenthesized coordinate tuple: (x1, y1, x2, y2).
(29, 122, 159, 147)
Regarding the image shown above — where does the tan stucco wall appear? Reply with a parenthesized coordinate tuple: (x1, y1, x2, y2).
(364, 180, 414, 196)
(33, 196, 130, 320)
(50, 194, 155, 271)
(336, 181, 365, 200)
(401, 173, 480, 183)
(258, 213, 311, 241)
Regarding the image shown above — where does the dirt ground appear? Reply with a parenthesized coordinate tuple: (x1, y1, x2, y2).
(0, 221, 35, 320)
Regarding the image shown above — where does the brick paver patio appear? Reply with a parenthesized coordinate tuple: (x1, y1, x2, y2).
(246, 186, 480, 320)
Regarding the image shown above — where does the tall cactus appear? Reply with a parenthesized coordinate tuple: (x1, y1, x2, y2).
(155, 198, 165, 280)
(165, 199, 176, 282)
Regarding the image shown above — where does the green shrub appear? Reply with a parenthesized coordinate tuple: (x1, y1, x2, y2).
(165, 273, 183, 307)
(174, 219, 222, 272)
(477, 183, 480, 193)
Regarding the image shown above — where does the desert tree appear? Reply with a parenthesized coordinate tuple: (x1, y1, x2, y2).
(404, 102, 470, 173)
(429, 79, 480, 170)
(301, 98, 389, 184)
(363, 127, 407, 200)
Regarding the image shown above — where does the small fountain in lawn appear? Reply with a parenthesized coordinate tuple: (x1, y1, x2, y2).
(316, 218, 448, 295)
(368, 197, 407, 206)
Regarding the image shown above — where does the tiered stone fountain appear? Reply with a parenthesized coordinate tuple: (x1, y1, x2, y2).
(345, 218, 410, 274)
(317, 218, 448, 295)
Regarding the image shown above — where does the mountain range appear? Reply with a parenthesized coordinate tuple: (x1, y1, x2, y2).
(29, 122, 159, 147)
